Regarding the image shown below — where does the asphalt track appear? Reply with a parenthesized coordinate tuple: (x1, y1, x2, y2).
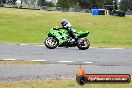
(0, 44, 132, 82)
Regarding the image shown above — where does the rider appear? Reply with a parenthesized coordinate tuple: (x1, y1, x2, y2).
(59, 19, 78, 42)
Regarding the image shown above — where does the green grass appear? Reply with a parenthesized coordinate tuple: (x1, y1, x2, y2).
(0, 79, 131, 88)
(0, 8, 132, 48)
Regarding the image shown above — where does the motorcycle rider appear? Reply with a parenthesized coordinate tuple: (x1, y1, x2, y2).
(59, 19, 78, 42)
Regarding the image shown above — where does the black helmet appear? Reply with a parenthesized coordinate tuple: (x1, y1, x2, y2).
(61, 19, 68, 27)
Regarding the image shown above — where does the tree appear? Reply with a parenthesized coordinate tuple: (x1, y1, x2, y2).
(120, 0, 132, 12)
(38, 0, 54, 7)
(0, 0, 4, 6)
(57, 0, 70, 10)
(79, 0, 91, 9)
(55, 0, 120, 10)
(69, 0, 107, 9)
(5, 0, 17, 5)
(46, 1, 55, 7)
(37, 0, 46, 6)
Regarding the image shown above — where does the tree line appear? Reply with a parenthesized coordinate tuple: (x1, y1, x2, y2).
(0, 0, 132, 12)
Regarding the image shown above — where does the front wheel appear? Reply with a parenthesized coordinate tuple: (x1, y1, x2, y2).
(44, 37, 58, 49)
(77, 38, 90, 50)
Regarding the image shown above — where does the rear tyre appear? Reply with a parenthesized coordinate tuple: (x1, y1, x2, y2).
(76, 75, 86, 85)
(44, 37, 58, 49)
(77, 38, 90, 50)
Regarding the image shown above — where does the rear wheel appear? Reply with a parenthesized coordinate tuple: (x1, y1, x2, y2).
(76, 75, 86, 85)
(77, 38, 90, 50)
(44, 37, 58, 49)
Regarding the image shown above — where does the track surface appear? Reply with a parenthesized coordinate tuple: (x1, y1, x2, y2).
(0, 44, 132, 82)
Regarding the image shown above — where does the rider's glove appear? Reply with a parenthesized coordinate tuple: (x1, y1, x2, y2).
(53, 27, 59, 30)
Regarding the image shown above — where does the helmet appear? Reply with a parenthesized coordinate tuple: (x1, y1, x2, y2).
(61, 19, 68, 27)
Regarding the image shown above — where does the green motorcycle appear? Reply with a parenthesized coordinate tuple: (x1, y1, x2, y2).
(44, 27, 90, 50)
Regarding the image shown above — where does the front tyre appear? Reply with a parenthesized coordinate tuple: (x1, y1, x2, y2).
(77, 38, 90, 50)
(44, 37, 58, 49)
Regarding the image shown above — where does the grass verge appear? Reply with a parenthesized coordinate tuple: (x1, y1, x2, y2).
(0, 61, 45, 64)
(0, 8, 132, 48)
(0, 79, 131, 88)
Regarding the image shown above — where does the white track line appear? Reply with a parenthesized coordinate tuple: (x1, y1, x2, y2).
(4, 43, 127, 49)
(30, 60, 47, 62)
(106, 48, 125, 50)
(90, 47, 126, 49)
(35, 45, 44, 47)
(58, 61, 73, 63)
(0, 59, 17, 61)
(19, 44, 29, 46)
(83, 62, 93, 64)
(0, 59, 47, 62)
(4, 44, 128, 49)
(0, 59, 94, 65)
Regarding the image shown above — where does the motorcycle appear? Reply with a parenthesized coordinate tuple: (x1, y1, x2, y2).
(44, 27, 90, 50)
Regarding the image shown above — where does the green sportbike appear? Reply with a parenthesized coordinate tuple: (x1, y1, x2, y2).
(44, 27, 90, 50)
